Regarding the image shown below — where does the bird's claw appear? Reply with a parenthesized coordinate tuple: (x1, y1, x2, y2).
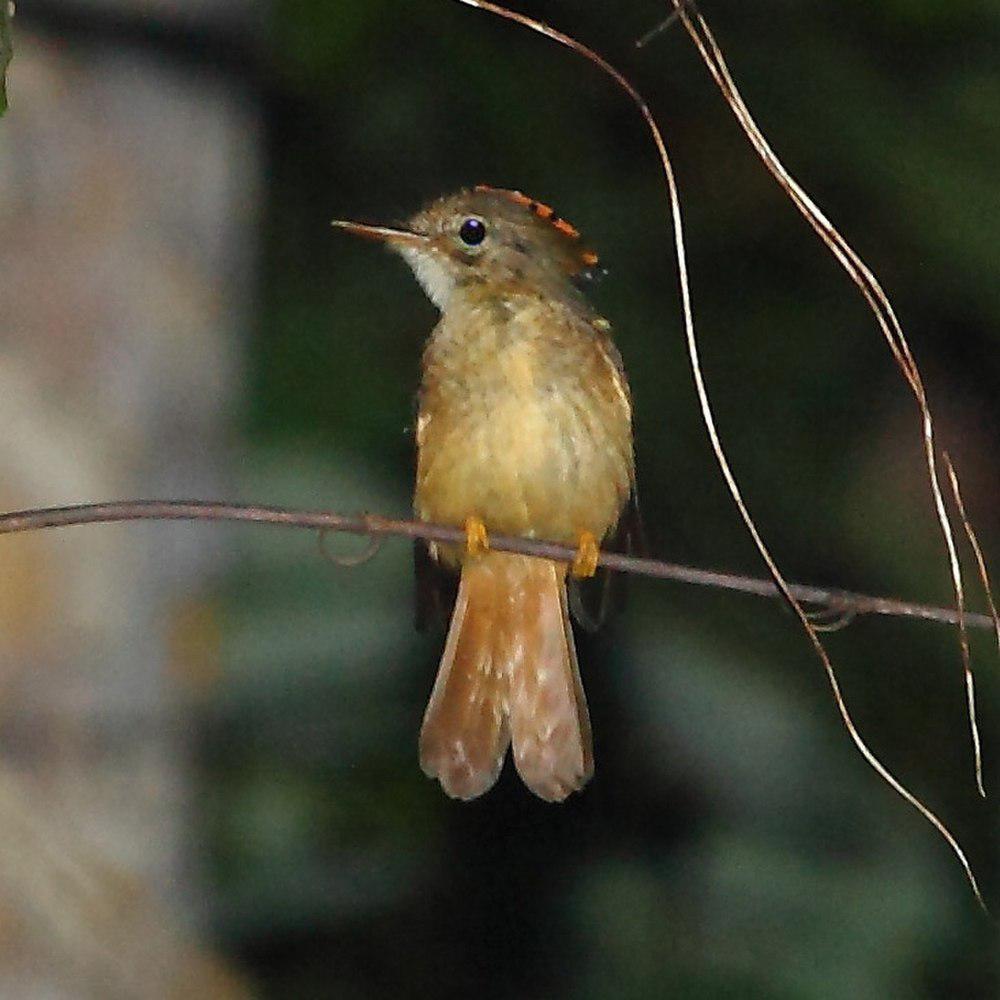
(571, 531, 600, 578)
(464, 516, 490, 558)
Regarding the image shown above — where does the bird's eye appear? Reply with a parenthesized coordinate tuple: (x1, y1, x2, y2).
(459, 218, 487, 246)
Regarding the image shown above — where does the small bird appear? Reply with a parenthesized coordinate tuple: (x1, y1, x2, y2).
(332, 187, 635, 802)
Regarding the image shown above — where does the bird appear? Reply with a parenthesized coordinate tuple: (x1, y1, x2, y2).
(332, 186, 635, 802)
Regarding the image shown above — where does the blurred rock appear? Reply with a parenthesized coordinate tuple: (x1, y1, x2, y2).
(0, 12, 257, 994)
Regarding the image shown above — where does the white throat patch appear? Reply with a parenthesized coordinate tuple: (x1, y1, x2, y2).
(398, 246, 454, 310)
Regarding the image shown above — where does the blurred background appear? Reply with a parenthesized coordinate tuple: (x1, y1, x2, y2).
(1, 1, 998, 996)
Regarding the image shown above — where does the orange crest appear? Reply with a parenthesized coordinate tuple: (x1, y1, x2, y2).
(474, 185, 601, 270)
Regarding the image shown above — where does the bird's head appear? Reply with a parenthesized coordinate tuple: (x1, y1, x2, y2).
(332, 186, 601, 309)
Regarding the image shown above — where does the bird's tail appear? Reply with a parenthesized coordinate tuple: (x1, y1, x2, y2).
(419, 552, 593, 802)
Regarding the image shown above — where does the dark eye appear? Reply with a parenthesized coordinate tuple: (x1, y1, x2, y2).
(459, 218, 486, 246)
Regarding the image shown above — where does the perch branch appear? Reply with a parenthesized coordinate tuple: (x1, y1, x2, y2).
(0, 499, 993, 632)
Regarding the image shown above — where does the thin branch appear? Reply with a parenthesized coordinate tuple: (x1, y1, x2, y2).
(665, 0, 990, 798)
(0, 499, 994, 632)
(451, 0, 991, 910)
(945, 454, 1000, 654)
(635, 0, 690, 48)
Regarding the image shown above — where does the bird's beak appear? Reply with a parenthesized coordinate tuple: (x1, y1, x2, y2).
(330, 220, 430, 248)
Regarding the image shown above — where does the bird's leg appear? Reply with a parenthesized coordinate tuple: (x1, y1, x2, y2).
(464, 515, 491, 558)
(571, 530, 600, 578)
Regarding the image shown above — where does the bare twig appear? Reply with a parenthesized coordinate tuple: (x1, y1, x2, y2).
(451, 0, 987, 910)
(0, 499, 994, 632)
(635, 0, 690, 48)
(317, 526, 385, 568)
(945, 454, 1000, 653)
(664, 0, 993, 798)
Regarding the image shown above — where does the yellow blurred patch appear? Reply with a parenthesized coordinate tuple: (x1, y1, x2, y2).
(166, 596, 222, 699)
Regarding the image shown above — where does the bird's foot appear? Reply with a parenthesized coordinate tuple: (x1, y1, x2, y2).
(571, 531, 600, 578)
(464, 516, 491, 558)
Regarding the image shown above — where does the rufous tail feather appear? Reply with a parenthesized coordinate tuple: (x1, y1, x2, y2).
(419, 553, 593, 802)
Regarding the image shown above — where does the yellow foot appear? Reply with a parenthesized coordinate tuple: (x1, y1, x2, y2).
(571, 531, 600, 579)
(464, 516, 490, 558)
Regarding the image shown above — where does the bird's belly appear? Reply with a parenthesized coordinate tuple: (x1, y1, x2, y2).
(415, 384, 630, 547)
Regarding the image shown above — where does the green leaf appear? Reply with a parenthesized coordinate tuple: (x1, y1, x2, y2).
(0, 0, 12, 116)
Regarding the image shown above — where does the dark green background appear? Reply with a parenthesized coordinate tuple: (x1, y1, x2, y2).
(200, 1, 997, 996)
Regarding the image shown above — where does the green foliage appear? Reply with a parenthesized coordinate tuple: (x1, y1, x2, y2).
(0, 0, 11, 115)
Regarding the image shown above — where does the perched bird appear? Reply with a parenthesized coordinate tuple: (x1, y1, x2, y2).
(332, 186, 635, 802)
